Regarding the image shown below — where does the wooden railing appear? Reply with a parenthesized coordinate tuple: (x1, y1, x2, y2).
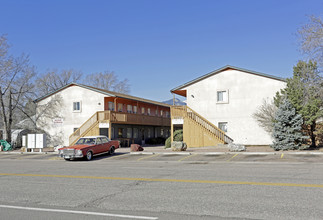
(69, 111, 100, 145)
(171, 106, 233, 144)
(69, 111, 171, 145)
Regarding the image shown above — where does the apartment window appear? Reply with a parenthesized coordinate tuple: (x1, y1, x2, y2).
(118, 128, 124, 138)
(161, 128, 164, 136)
(218, 122, 228, 132)
(217, 90, 228, 103)
(133, 106, 137, 114)
(133, 128, 138, 139)
(160, 110, 163, 117)
(108, 102, 114, 111)
(165, 111, 170, 118)
(127, 128, 132, 138)
(127, 105, 132, 113)
(147, 108, 151, 115)
(118, 103, 123, 112)
(141, 107, 145, 114)
(147, 128, 151, 138)
(73, 101, 81, 112)
(155, 109, 158, 116)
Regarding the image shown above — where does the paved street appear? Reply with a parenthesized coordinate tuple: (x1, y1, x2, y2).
(0, 150, 323, 163)
(0, 153, 323, 219)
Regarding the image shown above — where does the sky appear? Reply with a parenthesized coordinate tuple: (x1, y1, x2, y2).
(0, 0, 322, 102)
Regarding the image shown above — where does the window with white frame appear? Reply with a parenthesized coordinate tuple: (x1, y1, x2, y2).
(218, 122, 228, 132)
(147, 108, 151, 115)
(141, 107, 145, 114)
(133, 106, 137, 114)
(217, 90, 229, 103)
(160, 110, 163, 117)
(73, 101, 81, 112)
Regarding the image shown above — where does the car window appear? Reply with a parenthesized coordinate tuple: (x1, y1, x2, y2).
(96, 138, 102, 144)
(76, 138, 85, 145)
(101, 137, 109, 143)
(85, 138, 95, 145)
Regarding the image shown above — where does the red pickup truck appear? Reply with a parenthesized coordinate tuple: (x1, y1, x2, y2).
(58, 136, 120, 161)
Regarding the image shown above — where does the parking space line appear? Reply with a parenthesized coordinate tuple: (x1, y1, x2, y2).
(48, 156, 63, 160)
(178, 154, 195, 161)
(137, 154, 158, 161)
(17, 155, 45, 160)
(0, 205, 158, 220)
(281, 153, 284, 159)
(107, 153, 130, 160)
(227, 154, 238, 161)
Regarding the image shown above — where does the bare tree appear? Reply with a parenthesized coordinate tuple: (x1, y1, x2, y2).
(298, 15, 323, 68)
(253, 99, 278, 134)
(0, 35, 36, 143)
(36, 69, 83, 97)
(84, 70, 130, 94)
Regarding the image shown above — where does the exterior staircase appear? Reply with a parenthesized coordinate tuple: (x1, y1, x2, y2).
(171, 106, 233, 147)
(69, 111, 106, 146)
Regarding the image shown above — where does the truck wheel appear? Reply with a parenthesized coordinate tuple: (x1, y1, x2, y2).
(86, 151, 93, 161)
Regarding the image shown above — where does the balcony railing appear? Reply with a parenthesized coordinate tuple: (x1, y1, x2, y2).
(69, 110, 171, 145)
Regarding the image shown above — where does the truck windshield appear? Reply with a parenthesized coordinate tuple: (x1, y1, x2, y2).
(76, 138, 96, 145)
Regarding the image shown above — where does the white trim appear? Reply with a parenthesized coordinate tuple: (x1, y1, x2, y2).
(216, 89, 229, 104)
(73, 101, 82, 112)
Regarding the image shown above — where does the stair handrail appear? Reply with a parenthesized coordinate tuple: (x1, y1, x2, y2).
(171, 105, 233, 143)
(69, 112, 99, 145)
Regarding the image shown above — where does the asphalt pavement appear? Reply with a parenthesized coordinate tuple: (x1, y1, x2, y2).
(0, 155, 322, 219)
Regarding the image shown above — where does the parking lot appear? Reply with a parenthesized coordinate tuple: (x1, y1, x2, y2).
(1, 150, 323, 220)
(1, 151, 323, 163)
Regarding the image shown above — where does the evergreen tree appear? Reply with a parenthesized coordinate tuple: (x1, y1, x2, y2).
(274, 60, 323, 147)
(272, 99, 306, 151)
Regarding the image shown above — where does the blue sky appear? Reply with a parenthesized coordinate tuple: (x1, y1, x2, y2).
(0, 0, 322, 101)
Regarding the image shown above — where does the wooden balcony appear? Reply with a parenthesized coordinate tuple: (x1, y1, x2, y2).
(69, 110, 170, 145)
(99, 110, 170, 126)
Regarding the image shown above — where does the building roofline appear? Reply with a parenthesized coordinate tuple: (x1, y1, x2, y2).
(34, 83, 170, 107)
(171, 65, 286, 93)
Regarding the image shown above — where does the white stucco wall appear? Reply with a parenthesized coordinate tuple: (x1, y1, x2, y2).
(182, 69, 286, 145)
(36, 85, 106, 146)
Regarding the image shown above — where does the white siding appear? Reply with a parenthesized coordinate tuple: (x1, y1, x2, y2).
(36, 86, 107, 146)
(182, 69, 286, 145)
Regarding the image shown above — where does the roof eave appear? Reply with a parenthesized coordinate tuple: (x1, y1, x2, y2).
(170, 65, 286, 92)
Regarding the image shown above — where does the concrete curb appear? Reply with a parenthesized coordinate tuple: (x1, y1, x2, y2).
(0, 151, 58, 155)
(1, 151, 323, 156)
(128, 151, 323, 155)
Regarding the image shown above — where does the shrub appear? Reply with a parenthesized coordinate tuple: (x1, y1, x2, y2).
(165, 129, 183, 149)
